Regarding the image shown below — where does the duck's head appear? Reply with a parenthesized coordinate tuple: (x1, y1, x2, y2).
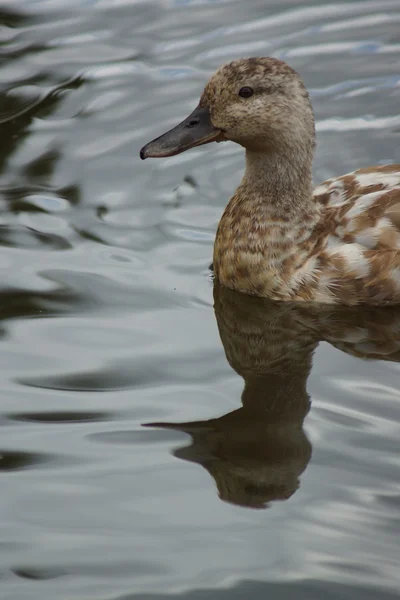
(140, 57, 315, 160)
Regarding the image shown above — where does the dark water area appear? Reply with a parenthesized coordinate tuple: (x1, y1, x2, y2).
(0, 0, 400, 598)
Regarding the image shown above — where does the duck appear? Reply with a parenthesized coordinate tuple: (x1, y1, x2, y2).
(140, 57, 400, 305)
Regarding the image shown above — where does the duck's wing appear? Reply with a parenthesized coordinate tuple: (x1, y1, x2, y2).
(314, 164, 400, 249)
(309, 165, 400, 304)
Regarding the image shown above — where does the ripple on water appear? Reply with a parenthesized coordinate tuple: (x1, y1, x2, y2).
(0, 224, 71, 250)
(89, 428, 186, 446)
(12, 566, 65, 581)
(0, 450, 53, 471)
(7, 411, 113, 424)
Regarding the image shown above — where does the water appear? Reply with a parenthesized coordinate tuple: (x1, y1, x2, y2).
(1, 0, 400, 598)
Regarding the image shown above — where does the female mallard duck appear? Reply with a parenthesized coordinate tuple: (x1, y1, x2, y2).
(140, 57, 400, 305)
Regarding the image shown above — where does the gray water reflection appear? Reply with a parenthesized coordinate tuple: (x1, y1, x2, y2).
(148, 284, 400, 510)
(147, 283, 315, 509)
(0, 1, 400, 599)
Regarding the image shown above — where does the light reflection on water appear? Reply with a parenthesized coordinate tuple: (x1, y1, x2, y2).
(0, 0, 400, 599)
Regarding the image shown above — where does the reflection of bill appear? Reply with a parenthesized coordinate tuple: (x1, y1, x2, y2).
(145, 282, 400, 509)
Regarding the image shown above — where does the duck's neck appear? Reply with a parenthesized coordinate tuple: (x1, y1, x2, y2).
(242, 149, 316, 218)
(214, 148, 320, 297)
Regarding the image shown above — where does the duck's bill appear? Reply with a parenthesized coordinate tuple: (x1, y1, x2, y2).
(140, 105, 223, 159)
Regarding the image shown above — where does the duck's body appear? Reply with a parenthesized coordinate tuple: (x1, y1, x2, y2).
(141, 57, 400, 305)
(215, 164, 400, 305)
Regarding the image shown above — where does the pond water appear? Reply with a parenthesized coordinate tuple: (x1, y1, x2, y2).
(1, 0, 400, 599)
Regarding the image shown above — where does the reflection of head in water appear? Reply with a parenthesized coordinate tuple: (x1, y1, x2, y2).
(170, 389, 312, 510)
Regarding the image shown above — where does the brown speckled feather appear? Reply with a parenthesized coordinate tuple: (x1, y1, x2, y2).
(214, 165, 400, 305)
(206, 59, 400, 305)
(307, 164, 400, 304)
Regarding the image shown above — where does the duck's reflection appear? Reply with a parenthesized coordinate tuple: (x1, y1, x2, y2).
(145, 283, 400, 509)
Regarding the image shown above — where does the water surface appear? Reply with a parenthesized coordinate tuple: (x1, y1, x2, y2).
(1, 1, 400, 599)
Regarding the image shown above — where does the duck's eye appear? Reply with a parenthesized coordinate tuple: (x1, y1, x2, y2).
(238, 86, 254, 98)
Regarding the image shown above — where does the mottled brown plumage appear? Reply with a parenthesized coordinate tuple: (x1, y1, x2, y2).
(142, 57, 400, 305)
(207, 58, 400, 305)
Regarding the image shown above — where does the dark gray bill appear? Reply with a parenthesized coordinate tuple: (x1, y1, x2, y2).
(140, 105, 222, 159)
